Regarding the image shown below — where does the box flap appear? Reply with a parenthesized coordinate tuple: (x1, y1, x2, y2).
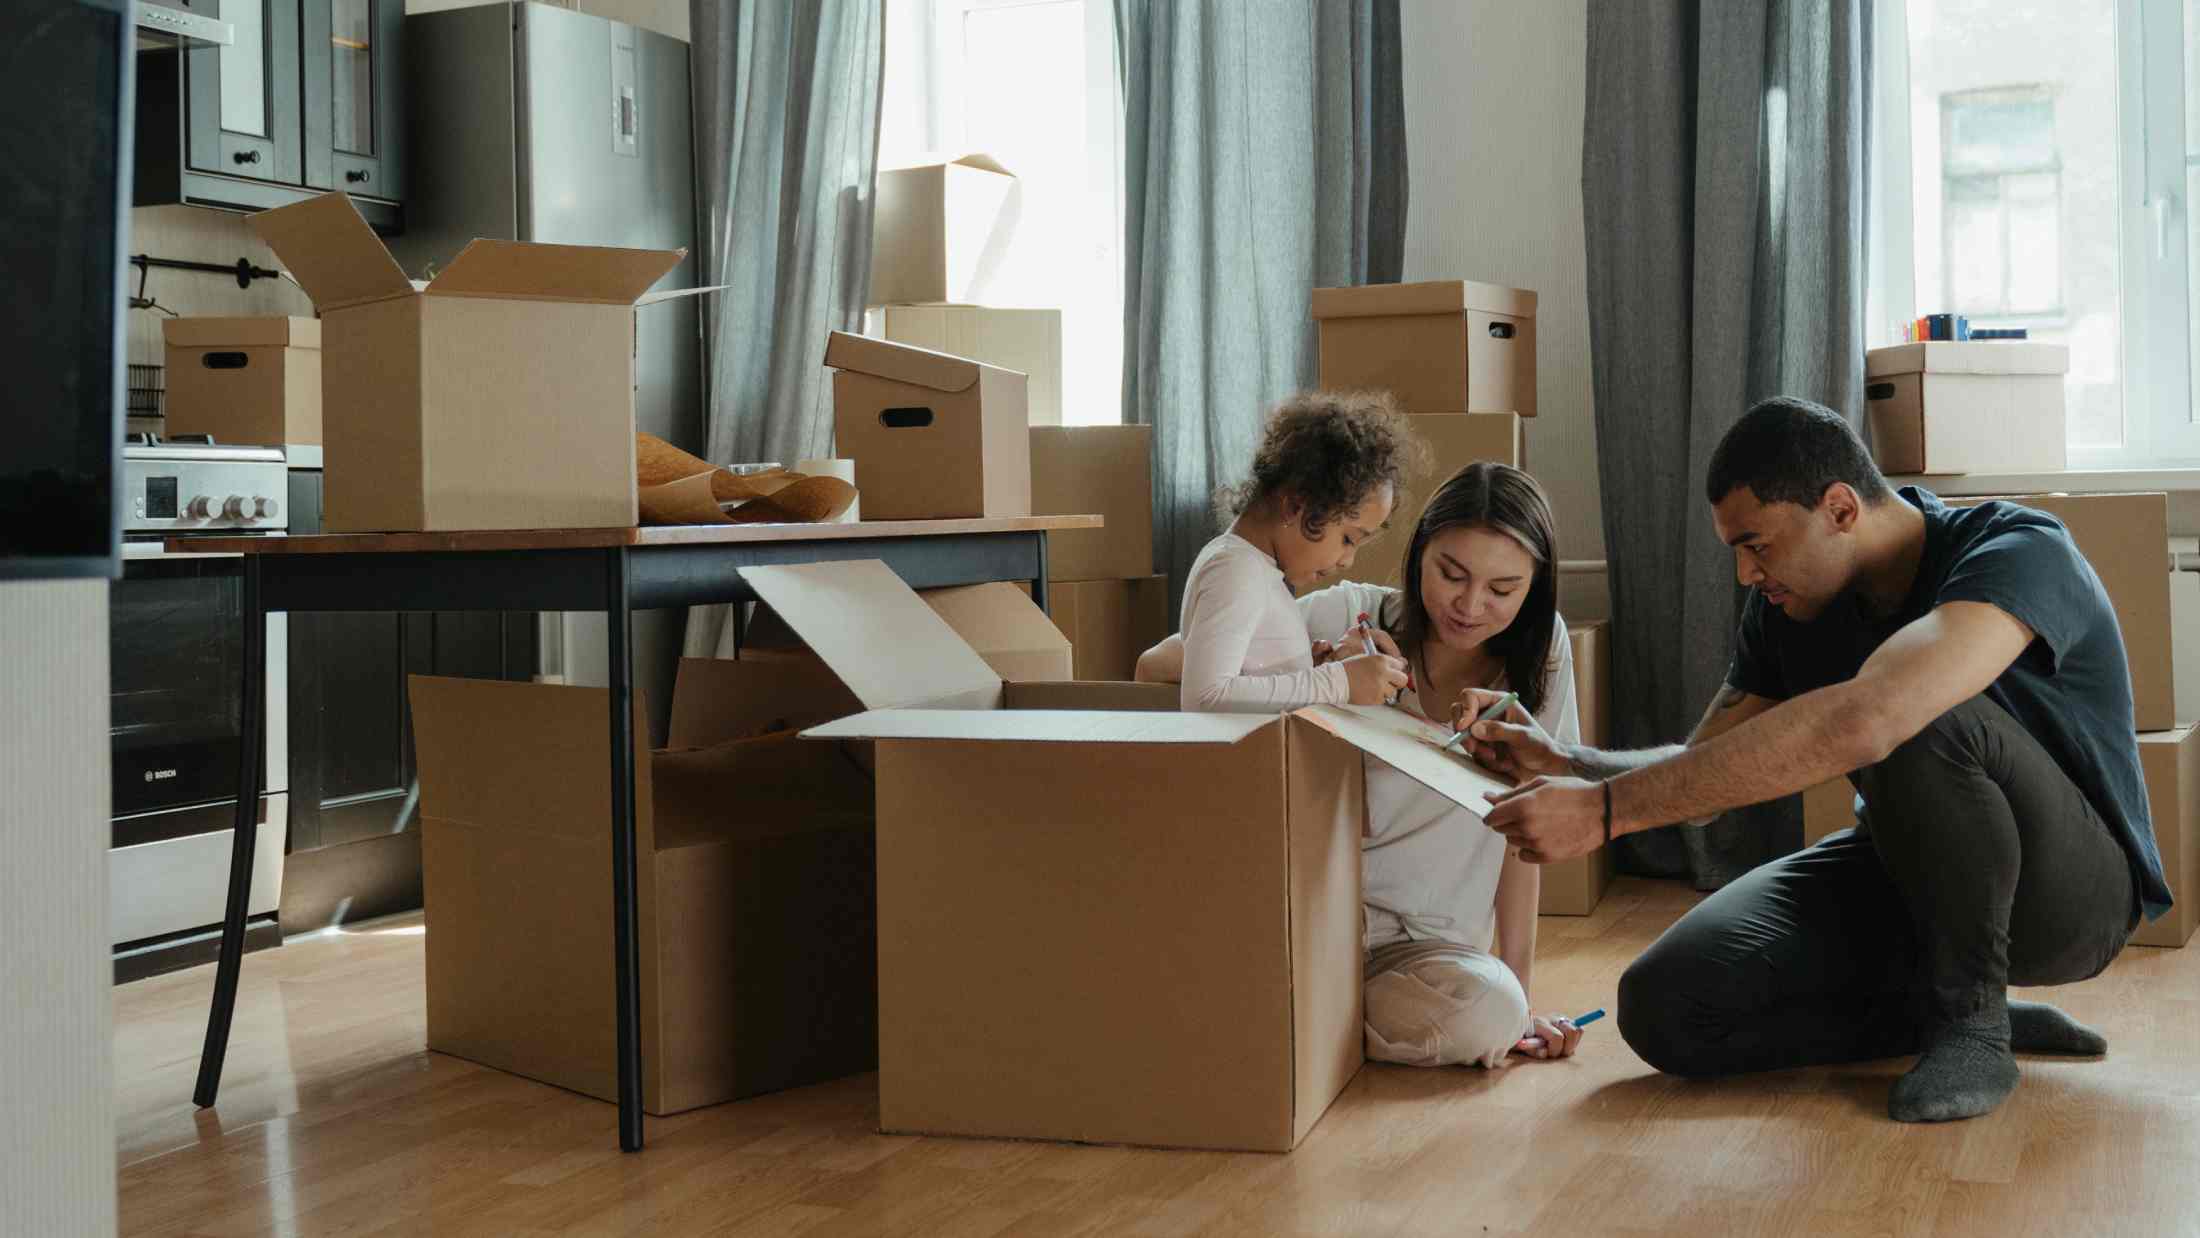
(738, 560, 1001, 709)
(884, 151, 1014, 177)
(920, 583, 1073, 684)
(823, 330, 984, 393)
(162, 316, 320, 349)
(636, 282, 730, 307)
(804, 708, 1273, 744)
(425, 238, 685, 305)
(1865, 341, 2070, 378)
(1292, 704, 1511, 818)
(1311, 279, 1538, 321)
(249, 192, 414, 311)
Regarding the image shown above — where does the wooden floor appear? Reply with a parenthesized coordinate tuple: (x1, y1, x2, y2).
(116, 878, 2200, 1237)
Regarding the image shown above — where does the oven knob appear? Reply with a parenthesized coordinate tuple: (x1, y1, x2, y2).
(183, 496, 213, 519)
(221, 495, 249, 519)
(251, 496, 280, 519)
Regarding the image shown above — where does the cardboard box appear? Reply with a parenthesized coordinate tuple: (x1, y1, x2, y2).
(826, 331, 1031, 520)
(1541, 620, 1615, 916)
(1311, 280, 1538, 416)
(1030, 425, 1154, 582)
(1344, 413, 1524, 589)
(868, 154, 1017, 306)
(873, 305, 1063, 426)
(252, 192, 692, 532)
(668, 652, 863, 748)
(408, 674, 879, 1115)
(2175, 567, 2200, 725)
(1949, 493, 2172, 731)
(1045, 576, 1169, 682)
(1865, 342, 2069, 475)
(2132, 727, 2199, 948)
(162, 316, 322, 446)
(1802, 778, 1859, 848)
(751, 559, 1517, 1151)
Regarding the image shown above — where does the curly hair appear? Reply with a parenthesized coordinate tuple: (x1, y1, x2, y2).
(1214, 390, 1424, 539)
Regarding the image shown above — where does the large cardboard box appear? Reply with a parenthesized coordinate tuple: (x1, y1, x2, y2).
(826, 331, 1031, 520)
(754, 559, 1516, 1151)
(873, 305, 1062, 426)
(1046, 576, 1169, 682)
(162, 316, 322, 446)
(2131, 727, 2199, 948)
(252, 192, 687, 532)
(408, 675, 879, 1115)
(1311, 280, 1538, 417)
(1949, 493, 2173, 731)
(868, 154, 1017, 306)
(1865, 342, 2069, 475)
(1344, 412, 1524, 589)
(1030, 425, 1154, 582)
(1541, 620, 1615, 916)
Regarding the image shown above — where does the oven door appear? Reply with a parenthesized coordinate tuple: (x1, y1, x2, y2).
(110, 540, 287, 834)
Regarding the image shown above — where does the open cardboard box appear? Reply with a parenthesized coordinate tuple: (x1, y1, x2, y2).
(739, 560, 1515, 1152)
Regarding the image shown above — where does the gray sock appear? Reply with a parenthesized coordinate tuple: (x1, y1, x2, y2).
(1889, 998, 2019, 1124)
(2008, 1000, 2107, 1056)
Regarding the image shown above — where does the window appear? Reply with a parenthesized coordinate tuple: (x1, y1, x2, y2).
(1872, 0, 2200, 465)
(877, 0, 1124, 425)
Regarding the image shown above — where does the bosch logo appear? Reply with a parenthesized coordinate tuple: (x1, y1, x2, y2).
(144, 768, 178, 782)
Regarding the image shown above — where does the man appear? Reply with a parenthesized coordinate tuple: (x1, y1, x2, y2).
(1465, 396, 2170, 1123)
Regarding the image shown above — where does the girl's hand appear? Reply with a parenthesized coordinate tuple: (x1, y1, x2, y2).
(1343, 653, 1411, 706)
(1513, 1013, 1587, 1060)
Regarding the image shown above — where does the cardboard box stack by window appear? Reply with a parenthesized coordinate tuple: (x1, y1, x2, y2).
(1311, 280, 1538, 417)
(826, 331, 1031, 521)
(407, 674, 879, 1115)
(1802, 778, 1860, 848)
(1865, 342, 2069, 475)
(1343, 412, 1524, 590)
(1540, 619, 1615, 916)
(1028, 425, 1166, 677)
(162, 316, 322, 446)
(868, 154, 1017, 307)
(251, 192, 694, 532)
(748, 558, 1517, 1151)
(872, 305, 1063, 427)
(2132, 727, 2199, 948)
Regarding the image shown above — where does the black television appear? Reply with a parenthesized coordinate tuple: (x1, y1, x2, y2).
(0, 0, 132, 580)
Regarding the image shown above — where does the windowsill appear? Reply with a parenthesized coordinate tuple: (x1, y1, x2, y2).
(1888, 467, 2200, 496)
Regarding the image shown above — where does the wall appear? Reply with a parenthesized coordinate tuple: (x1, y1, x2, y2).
(0, 582, 116, 1236)
(1398, 0, 1601, 564)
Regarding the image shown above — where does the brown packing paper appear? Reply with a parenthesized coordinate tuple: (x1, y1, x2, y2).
(634, 433, 858, 525)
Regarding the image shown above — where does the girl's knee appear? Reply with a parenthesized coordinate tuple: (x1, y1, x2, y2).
(1364, 947, 1529, 1068)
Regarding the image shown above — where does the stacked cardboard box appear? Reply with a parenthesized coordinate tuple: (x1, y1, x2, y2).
(1030, 425, 1168, 680)
(1541, 619, 1616, 915)
(1864, 342, 2070, 476)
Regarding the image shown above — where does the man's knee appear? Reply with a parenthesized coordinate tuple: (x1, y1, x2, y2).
(1617, 948, 1728, 1078)
(1862, 694, 2000, 793)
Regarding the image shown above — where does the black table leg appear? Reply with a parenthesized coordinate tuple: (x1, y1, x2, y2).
(194, 554, 266, 1108)
(605, 548, 645, 1151)
(1031, 531, 1050, 613)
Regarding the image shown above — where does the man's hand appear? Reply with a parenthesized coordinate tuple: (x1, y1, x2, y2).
(1483, 776, 1605, 862)
(1452, 688, 1571, 779)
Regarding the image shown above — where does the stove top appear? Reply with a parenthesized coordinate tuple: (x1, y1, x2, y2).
(122, 434, 290, 535)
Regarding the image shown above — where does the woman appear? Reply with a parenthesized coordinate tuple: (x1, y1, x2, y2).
(1137, 462, 1589, 1068)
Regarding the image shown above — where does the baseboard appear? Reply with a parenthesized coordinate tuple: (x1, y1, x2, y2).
(114, 916, 282, 985)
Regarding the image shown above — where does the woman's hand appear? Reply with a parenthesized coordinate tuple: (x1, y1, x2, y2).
(1450, 688, 1570, 779)
(1342, 653, 1411, 705)
(1512, 1012, 1587, 1060)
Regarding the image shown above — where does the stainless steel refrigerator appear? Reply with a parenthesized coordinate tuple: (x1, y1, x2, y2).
(393, 0, 703, 737)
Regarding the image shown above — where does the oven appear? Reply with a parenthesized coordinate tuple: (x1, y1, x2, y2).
(110, 442, 288, 971)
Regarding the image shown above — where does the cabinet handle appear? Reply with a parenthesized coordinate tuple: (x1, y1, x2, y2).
(233, 150, 262, 166)
(345, 169, 371, 184)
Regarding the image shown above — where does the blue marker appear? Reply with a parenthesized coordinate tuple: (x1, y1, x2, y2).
(1571, 1007, 1605, 1028)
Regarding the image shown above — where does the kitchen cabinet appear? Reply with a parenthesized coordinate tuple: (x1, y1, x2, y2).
(302, 0, 405, 203)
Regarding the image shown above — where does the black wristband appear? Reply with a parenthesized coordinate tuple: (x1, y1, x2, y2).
(1601, 779, 1613, 844)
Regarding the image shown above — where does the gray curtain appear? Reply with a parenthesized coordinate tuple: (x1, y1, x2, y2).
(1118, 0, 1407, 620)
(1582, 0, 1872, 887)
(684, 0, 884, 658)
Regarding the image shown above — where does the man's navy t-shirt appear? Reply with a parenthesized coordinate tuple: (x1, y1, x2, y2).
(1724, 486, 2171, 921)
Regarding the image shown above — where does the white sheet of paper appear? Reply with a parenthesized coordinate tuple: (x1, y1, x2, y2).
(1294, 703, 1514, 820)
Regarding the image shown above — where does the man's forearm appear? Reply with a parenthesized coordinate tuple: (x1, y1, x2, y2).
(1607, 683, 1878, 834)
(1564, 742, 1688, 780)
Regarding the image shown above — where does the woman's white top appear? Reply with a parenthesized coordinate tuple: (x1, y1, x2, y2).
(1176, 532, 1351, 714)
(1297, 581, 1579, 953)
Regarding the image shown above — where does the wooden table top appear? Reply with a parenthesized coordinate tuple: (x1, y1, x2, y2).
(167, 515, 1104, 556)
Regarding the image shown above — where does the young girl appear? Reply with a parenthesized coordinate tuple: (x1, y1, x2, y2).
(1144, 462, 1590, 1068)
(1177, 391, 1418, 714)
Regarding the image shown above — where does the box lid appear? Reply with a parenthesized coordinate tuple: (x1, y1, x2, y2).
(919, 583, 1074, 683)
(1292, 704, 1512, 819)
(738, 560, 1002, 709)
(824, 330, 1001, 393)
(425, 238, 685, 306)
(1865, 342, 2070, 378)
(805, 708, 1273, 744)
(249, 192, 415, 312)
(162, 316, 321, 349)
(1311, 279, 1538, 321)
(883, 151, 1014, 178)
